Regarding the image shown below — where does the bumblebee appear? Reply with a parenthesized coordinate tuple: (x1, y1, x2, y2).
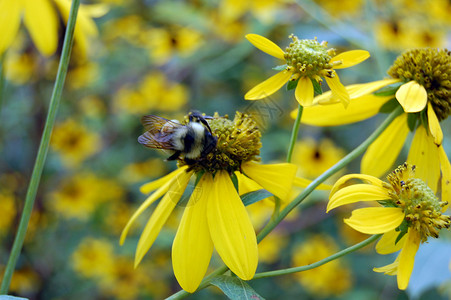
(138, 112, 217, 162)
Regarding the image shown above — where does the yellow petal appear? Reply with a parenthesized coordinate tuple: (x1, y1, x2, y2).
(300, 94, 391, 126)
(295, 77, 314, 106)
(325, 73, 350, 107)
(374, 256, 399, 276)
(207, 171, 258, 280)
(24, 0, 58, 56)
(344, 207, 404, 234)
(242, 162, 297, 200)
(140, 167, 188, 194)
(427, 102, 443, 145)
(407, 125, 440, 193)
(330, 174, 385, 198)
(395, 81, 427, 113)
(245, 70, 292, 100)
(245, 33, 285, 60)
(293, 177, 332, 190)
(438, 145, 451, 212)
(327, 184, 390, 212)
(0, 0, 22, 54)
(134, 170, 192, 267)
(172, 175, 214, 293)
(330, 50, 370, 69)
(375, 230, 407, 254)
(361, 114, 409, 178)
(397, 229, 421, 290)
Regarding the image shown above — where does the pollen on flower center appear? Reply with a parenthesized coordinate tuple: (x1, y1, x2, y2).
(386, 163, 450, 242)
(387, 48, 451, 121)
(179, 112, 262, 173)
(284, 35, 335, 78)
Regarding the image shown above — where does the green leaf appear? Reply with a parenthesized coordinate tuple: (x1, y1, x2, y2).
(272, 64, 287, 71)
(241, 189, 273, 206)
(373, 82, 403, 96)
(407, 113, 418, 132)
(210, 275, 265, 300)
(378, 98, 399, 113)
(230, 173, 239, 192)
(286, 78, 298, 91)
(311, 78, 323, 95)
(395, 220, 409, 245)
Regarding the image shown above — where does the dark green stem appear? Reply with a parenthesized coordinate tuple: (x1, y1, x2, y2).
(0, 0, 80, 293)
(254, 234, 381, 279)
(286, 105, 303, 163)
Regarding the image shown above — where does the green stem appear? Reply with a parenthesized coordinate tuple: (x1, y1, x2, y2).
(0, 0, 80, 294)
(165, 106, 402, 299)
(286, 105, 303, 163)
(253, 234, 382, 279)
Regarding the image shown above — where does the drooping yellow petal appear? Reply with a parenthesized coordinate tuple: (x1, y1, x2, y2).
(172, 175, 214, 293)
(374, 256, 399, 276)
(407, 125, 440, 193)
(24, 0, 58, 56)
(325, 73, 350, 107)
(0, 0, 22, 54)
(438, 145, 451, 212)
(300, 94, 391, 126)
(327, 184, 390, 212)
(293, 177, 332, 190)
(375, 230, 407, 255)
(395, 81, 428, 113)
(330, 50, 370, 69)
(344, 207, 404, 234)
(207, 171, 258, 280)
(134, 171, 192, 267)
(295, 77, 314, 107)
(242, 162, 297, 200)
(427, 102, 443, 146)
(397, 229, 421, 290)
(140, 167, 188, 194)
(330, 174, 384, 198)
(245, 34, 285, 60)
(245, 70, 292, 100)
(361, 114, 409, 178)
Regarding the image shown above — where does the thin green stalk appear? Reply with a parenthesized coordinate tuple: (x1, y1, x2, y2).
(0, 0, 80, 293)
(165, 106, 402, 300)
(253, 234, 382, 279)
(286, 105, 303, 163)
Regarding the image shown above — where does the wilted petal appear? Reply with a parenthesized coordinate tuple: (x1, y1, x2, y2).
(172, 175, 214, 293)
(361, 114, 409, 178)
(395, 81, 427, 113)
(374, 256, 399, 276)
(330, 50, 370, 69)
(245, 70, 292, 100)
(344, 207, 404, 234)
(295, 77, 314, 107)
(439, 146, 451, 212)
(134, 171, 192, 267)
(330, 174, 384, 197)
(24, 0, 58, 56)
(0, 0, 22, 54)
(427, 102, 443, 145)
(207, 171, 258, 280)
(327, 184, 390, 212)
(242, 162, 297, 200)
(245, 34, 285, 60)
(407, 125, 440, 193)
(375, 230, 407, 255)
(397, 229, 421, 290)
(325, 73, 350, 107)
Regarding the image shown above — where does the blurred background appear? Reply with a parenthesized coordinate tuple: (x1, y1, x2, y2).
(1, 0, 451, 299)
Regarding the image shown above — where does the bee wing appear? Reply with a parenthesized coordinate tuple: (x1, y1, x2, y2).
(138, 131, 174, 149)
(139, 115, 182, 149)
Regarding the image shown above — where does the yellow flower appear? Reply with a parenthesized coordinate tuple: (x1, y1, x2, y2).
(0, 0, 107, 57)
(121, 112, 297, 292)
(245, 34, 369, 107)
(0, 191, 16, 236)
(299, 48, 451, 195)
(219, 0, 286, 23)
(328, 163, 450, 289)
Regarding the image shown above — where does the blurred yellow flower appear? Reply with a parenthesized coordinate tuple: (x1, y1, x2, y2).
(0, 192, 16, 236)
(258, 231, 288, 264)
(292, 235, 352, 296)
(314, 0, 363, 17)
(51, 119, 101, 168)
(245, 34, 369, 107)
(120, 158, 167, 184)
(328, 163, 450, 289)
(220, 0, 286, 23)
(0, 0, 107, 57)
(4, 266, 40, 296)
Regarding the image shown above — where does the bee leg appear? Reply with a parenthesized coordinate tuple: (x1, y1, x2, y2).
(166, 151, 181, 161)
